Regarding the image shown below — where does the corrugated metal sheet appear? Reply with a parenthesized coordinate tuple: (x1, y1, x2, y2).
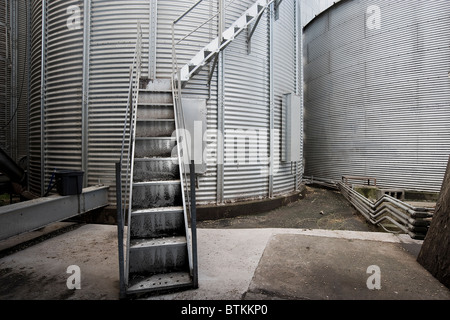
(43, 0, 84, 190)
(157, 0, 219, 204)
(157, 0, 217, 80)
(16, 0, 29, 162)
(28, 0, 303, 205)
(304, 0, 450, 192)
(0, 0, 10, 154)
(28, 0, 42, 195)
(273, 0, 300, 196)
(0, 0, 28, 162)
(88, 0, 150, 202)
(222, 0, 270, 202)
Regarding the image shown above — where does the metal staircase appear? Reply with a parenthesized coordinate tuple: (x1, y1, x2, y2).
(118, 0, 278, 298)
(125, 84, 196, 296)
(116, 28, 197, 298)
(174, 0, 276, 87)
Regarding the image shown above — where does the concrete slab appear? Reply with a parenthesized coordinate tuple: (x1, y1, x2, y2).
(244, 234, 450, 300)
(0, 224, 120, 300)
(0, 224, 448, 301)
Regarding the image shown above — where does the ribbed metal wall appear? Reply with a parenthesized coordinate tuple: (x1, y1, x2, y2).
(221, 0, 270, 202)
(88, 0, 150, 202)
(156, 0, 219, 204)
(15, 0, 29, 163)
(0, 0, 9, 155)
(29, 0, 42, 195)
(273, 0, 301, 196)
(43, 0, 84, 193)
(0, 0, 28, 163)
(28, 0, 303, 205)
(304, 0, 450, 192)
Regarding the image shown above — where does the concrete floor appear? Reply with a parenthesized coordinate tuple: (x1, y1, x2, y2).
(0, 186, 449, 301)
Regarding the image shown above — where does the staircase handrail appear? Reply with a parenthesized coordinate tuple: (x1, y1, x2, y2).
(171, 0, 239, 80)
(117, 22, 143, 298)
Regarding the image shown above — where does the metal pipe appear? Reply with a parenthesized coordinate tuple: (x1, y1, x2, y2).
(40, 0, 46, 196)
(268, 1, 274, 198)
(174, 0, 205, 25)
(81, 0, 91, 188)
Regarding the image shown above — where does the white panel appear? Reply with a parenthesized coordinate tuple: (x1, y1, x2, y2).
(282, 93, 302, 162)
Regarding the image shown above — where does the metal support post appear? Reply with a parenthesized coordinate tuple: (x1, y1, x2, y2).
(189, 160, 198, 288)
(268, 3, 274, 198)
(115, 162, 126, 299)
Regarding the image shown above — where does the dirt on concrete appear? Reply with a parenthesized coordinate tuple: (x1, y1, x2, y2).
(198, 186, 380, 232)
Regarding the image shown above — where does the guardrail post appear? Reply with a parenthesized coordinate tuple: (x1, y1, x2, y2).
(116, 161, 126, 299)
(190, 160, 199, 288)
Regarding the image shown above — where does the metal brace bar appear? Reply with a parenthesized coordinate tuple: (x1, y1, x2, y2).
(274, 0, 283, 20)
(246, 8, 265, 55)
(207, 52, 219, 88)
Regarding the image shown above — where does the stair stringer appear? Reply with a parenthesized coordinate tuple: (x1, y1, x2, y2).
(170, 81, 194, 280)
(124, 80, 140, 287)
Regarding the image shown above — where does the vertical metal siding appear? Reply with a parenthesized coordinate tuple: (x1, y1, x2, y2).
(304, 0, 450, 192)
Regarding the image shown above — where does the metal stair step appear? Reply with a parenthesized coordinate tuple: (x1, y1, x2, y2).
(130, 235, 187, 250)
(134, 137, 177, 158)
(179, 0, 271, 83)
(128, 236, 189, 274)
(130, 206, 185, 238)
(135, 119, 175, 137)
(132, 180, 182, 209)
(133, 157, 179, 182)
(127, 271, 193, 295)
(137, 104, 174, 120)
(138, 91, 173, 104)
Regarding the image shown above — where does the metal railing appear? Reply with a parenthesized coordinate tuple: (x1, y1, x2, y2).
(304, 175, 434, 240)
(170, 0, 234, 287)
(338, 181, 434, 240)
(172, 68, 198, 288)
(116, 23, 143, 299)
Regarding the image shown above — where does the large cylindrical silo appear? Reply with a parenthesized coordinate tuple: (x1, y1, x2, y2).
(29, 0, 304, 208)
(303, 0, 450, 192)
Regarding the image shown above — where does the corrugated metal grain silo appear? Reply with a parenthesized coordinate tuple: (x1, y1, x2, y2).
(29, 0, 305, 207)
(303, 0, 450, 192)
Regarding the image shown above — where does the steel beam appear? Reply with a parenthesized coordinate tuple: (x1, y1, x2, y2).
(0, 186, 109, 241)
